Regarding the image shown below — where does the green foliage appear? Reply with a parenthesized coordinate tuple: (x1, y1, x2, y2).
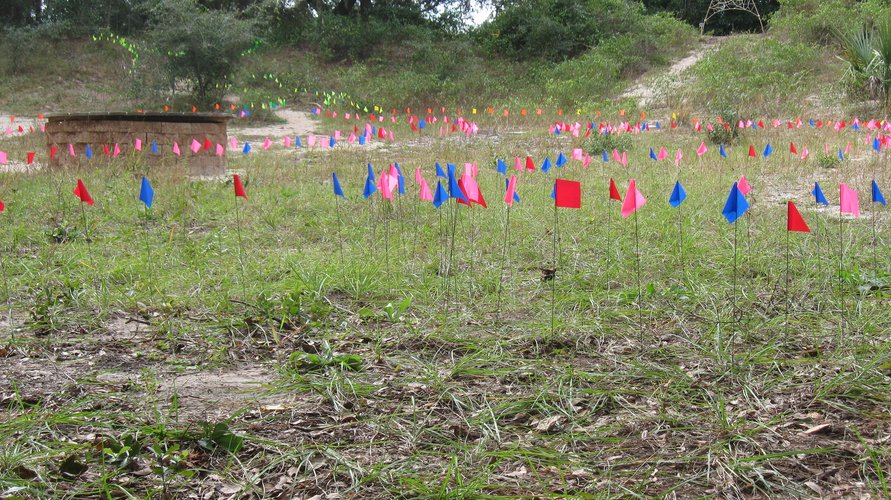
(770, 0, 891, 46)
(583, 129, 633, 155)
(544, 12, 695, 105)
(147, 0, 255, 103)
(836, 19, 891, 112)
(287, 341, 364, 373)
(815, 152, 841, 169)
(481, 0, 657, 62)
(663, 35, 827, 116)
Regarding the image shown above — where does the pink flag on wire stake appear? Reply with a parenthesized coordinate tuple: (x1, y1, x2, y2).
(135, 138, 142, 151)
(840, 183, 860, 217)
(675, 148, 683, 166)
(697, 142, 707, 156)
(621, 179, 647, 218)
(190, 139, 201, 153)
(738, 175, 751, 195)
(419, 178, 433, 201)
(216, 144, 224, 156)
(505, 175, 517, 207)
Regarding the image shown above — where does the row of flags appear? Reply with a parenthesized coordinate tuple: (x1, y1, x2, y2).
(330, 162, 888, 220)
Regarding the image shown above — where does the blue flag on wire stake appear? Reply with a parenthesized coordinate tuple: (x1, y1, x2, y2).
(722, 182, 749, 223)
(433, 181, 448, 208)
(496, 158, 507, 174)
(362, 165, 376, 199)
(720, 144, 727, 158)
(151, 140, 158, 154)
(436, 162, 446, 178)
(447, 167, 468, 203)
(873, 180, 887, 206)
(669, 180, 686, 208)
(602, 150, 609, 163)
(85, 145, 93, 159)
(541, 156, 552, 173)
(556, 152, 567, 167)
(649, 148, 657, 161)
(813, 182, 828, 205)
(332, 172, 345, 197)
(243, 143, 251, 155)
(139, 176, 154, 208)
(763, 143, 772, 157)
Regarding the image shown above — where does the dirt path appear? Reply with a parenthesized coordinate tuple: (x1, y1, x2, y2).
(230, 108, 318, 140)
(621, 36, 724, 108)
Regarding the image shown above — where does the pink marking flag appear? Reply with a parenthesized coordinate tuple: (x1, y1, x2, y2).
(657, 146, 667, 161)
(135, 138, 143, 151)
(801, 147, 809, 160)
(173, 142, 181, 156)
(840, 183, 860, 217)
(621, 179, 647, 218)
(190, 139, 201, 153)
(414, 167, 423, 185)
(697, 141, 707, 157)
(308, 134, 316, 147)
(215, 143, 224, 156)
(0, 151, 6, 164)
(419, 178, 433, 201)
(229, 137, 238, 150)
(504, 175, 517, 207)
(738, 175, 751, 195)
(262, 137, 271, 150)
(113, 143, 121, 158)
(69, 144, 76, 157)
(674, 148, 683, 166)
(284, 136, 291, 148)
(514, 156, 522, 171)
(572, 148, 583, 161)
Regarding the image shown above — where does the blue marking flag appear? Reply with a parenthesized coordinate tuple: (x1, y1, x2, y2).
(433, 181, 448, 208)
(151, 140, 158, 154)
(435, 162, 446, 178)
(722, 182, 749, 224)
(873, 137, 881, 152)
(838, 149, 844, 161)
(496, 158, 507, 175)
(358, 135, 365, 146)
(139, 176, 154, 208)
(812, 182, 828, 205)
(763, 143, 772, 157)
(541, 156, 552, 173)
(85, 145, 93, 159)
(720, 144, 727, 158)
(556, 152, 567, 167)
(447, 166, 468, 203)
(243, 143, 251, 155)
(294, 136, 302, 147)
(602, 150, 609, 163)
(649, 148, 657, 161)
(329, 136, 336, 148)
(669, 180, 686, 208)
(332, 172, 345, 197)
(873, 180, 886, 206)
(363, 164, 376, 199)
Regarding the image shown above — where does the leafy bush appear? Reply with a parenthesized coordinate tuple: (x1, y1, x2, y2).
(583, 129, 633, 155)
(770, 0, 891, 46)
(147, 0, 255, 104)
(479, 0, 653, 62)
(836, 19, 891, 112)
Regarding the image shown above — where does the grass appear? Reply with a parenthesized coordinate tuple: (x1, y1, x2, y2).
(0, 107, 889, 497)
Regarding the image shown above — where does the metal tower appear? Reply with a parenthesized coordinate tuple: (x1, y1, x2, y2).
(701, 0, 764, 34)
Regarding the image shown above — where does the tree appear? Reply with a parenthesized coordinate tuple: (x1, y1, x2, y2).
(147, 0, 255, 103)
